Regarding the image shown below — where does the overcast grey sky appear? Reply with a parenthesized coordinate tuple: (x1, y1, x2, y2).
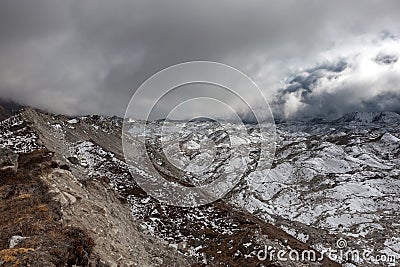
(0, 0, 399, 119)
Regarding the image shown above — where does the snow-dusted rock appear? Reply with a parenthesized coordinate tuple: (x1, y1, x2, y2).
(9, 236, 29, 248)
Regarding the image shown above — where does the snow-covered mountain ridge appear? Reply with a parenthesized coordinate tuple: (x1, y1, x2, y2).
(1, 107, 398, 266)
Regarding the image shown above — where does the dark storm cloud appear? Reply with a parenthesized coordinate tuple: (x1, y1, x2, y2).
(374, 53, 399, 65)
(0, 0, 400, 117)
(282, 60, 348, 95)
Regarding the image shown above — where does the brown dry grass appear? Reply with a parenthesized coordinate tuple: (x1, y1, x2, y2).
(0, 149, 94, 266)
(0, 248, 35, 266)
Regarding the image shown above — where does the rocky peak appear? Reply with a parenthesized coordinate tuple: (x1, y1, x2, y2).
(334, 111, 400, 124)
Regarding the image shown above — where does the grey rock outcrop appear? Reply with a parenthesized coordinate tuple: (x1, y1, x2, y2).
(0, 147, 18, 172)
(9, 236, 29, 248)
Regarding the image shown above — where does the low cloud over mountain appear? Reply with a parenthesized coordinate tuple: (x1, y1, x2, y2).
(275, 34, 400, 119)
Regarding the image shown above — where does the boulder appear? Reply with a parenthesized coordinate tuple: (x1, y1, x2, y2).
(0, 147, 18, 172)
(9, 235, 29, 248)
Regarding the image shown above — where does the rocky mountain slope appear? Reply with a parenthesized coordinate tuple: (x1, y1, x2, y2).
(230, 112, 400, 266)
(1, 108, 399, 266)
(0, 112, 189, 266)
